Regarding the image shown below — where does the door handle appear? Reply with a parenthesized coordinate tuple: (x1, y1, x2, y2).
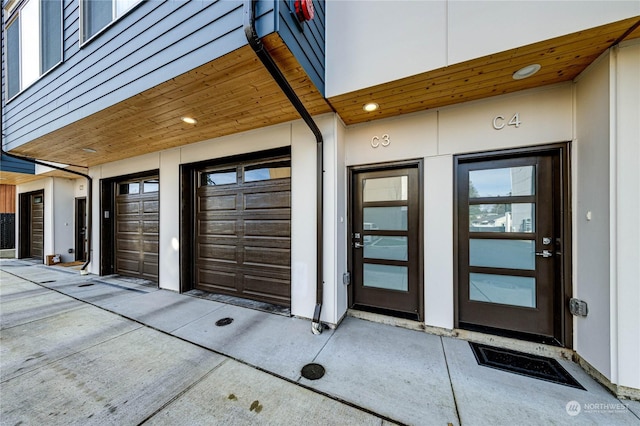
(535, 250, 553, 258)
(354, 242, 364, 249)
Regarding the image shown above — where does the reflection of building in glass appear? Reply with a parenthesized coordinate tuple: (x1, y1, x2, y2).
(511, 167, 534, 232)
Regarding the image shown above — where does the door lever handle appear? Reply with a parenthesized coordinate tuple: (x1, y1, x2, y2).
(535, 250, 553, 258)
(354, 242, 364, 249)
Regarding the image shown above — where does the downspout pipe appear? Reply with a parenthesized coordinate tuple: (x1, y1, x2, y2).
(244, 0, 325, 334)
(0, 146, 93, 274)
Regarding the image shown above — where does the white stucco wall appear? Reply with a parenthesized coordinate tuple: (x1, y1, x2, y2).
(612, 41, 640, 390)
(574, 52, 612, 380)
(326, 1, 639, 96)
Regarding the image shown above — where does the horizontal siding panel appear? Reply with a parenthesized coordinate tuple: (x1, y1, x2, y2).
(3, 0, 276, 151)
(277, 0, 325, 95)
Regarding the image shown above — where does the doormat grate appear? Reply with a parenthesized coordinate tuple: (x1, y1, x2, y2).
(469, 342, 585, 390)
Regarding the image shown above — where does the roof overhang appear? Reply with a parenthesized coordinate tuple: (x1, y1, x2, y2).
(4, 16, 639, 176)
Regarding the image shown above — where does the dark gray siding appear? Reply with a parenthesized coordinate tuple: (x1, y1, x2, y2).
(276, 0, 325, 95)
(2, 0, 276, 151)
(0, 154, 35, 174)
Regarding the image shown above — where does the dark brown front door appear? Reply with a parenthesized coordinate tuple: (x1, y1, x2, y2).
(351, 165, 421, 320)
(30, 192, 44, 259)
(195, 156, 291, 307)
(115, 177, 159, 282)
(75, 197, 87, 261)
(457, 150, 566, 343)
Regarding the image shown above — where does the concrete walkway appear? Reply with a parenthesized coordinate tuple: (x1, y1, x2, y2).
(1, 260, 639, 425)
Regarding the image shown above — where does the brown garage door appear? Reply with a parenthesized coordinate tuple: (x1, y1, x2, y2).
(115, 177, 159, 282)
(195, 157, 291, 306)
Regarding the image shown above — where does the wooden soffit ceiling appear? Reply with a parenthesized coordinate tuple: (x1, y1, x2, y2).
(329, 16, 640, 125)
(10, 33, 332, 168)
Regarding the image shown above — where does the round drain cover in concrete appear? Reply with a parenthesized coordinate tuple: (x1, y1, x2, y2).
(301, 363, 325, 380)
(215, 317, 234, 327)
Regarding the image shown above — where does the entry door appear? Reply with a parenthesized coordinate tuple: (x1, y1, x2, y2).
(457, 153, 562, 341)
(30, 193, 44, 259)
(351, 166, 421, 319)
(75, 197, 87, 261)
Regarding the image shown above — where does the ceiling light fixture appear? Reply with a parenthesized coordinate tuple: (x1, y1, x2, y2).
(363, 102, 379, 112)
(513, 64, 541, 80)
(181, 116, 197, 124)
(82, 148, 97, 153)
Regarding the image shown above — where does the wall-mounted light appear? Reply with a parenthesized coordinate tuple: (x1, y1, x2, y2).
(82, 148, 97, 153)
(181, 117, 197, 125)
(363, 102, 379, 112)
(513, 64, 541, 80)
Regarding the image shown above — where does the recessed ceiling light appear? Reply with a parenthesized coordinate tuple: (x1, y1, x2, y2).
(181, 116, 197, 124)
(82, 148, 97, 153)
(513, 64, 541, 80)
(363, 102, 379, 112)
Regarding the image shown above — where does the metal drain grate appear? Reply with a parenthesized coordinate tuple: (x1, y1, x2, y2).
(78, 283, 95, 287)
(215, 317, 234, 327)
(301, 363, 325, 380)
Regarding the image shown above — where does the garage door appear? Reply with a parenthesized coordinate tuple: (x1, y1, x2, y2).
(115, 177, 159, 282)
(195, 157, 291, 306)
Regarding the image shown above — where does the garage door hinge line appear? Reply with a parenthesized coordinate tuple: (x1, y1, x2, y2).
(0, 144, 93, 274)
(243, 0, 325, 334)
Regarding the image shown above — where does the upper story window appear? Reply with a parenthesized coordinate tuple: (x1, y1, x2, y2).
(81, 0, 139, 43)
(5, 0, 62, 100)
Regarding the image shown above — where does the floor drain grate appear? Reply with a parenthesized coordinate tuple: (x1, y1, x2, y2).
(301, 363, 325, 380)
(78, 283, 95, 287)
(40, 280, 56, 284)
(215, 317, 234, 327)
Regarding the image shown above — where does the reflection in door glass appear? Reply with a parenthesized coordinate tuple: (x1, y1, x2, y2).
(469, 203, 534, 233)
(364, 236, 408, 261)
(469, 166, 535, 198)
(364, 264, 408, 291)
(469, 273, 536, 308)
(469, 239, 535, 270)
(363, 207, 407, 230)
(363, 176, 408, 202)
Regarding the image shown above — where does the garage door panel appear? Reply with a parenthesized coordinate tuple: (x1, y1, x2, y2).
(244, 275, 290, 298)
(117, 201, 140, 215)
(198, 220, 237, 236)
(143, 240, 158, 253)
(244, 246, 290, 268)
(244, 220, 290, 237)
(243, 191, 290, 210)
(198, 243, 238, 263)
(116, 238, 141, 251)
(142, 220, 159, 234)
(197, 269, 237, 291)
(117, 220, 141, 233)
(117, 258, 141, 273)
(199, 194, 237, 212)
(143, 200, 159, 213)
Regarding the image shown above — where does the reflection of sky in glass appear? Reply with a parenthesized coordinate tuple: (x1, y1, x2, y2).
(205, 171, 236, 185)
(245, 168, 270, 182)
(469, 167, 534, 197)
(21, 0, 40, 88)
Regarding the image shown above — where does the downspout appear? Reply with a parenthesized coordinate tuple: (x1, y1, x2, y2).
(0, 146, 93, 274)
(244, 0, 325, 334)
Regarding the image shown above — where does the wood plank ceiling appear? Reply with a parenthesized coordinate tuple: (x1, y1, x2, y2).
(329, 16, 640, 125)
(2, 16, 639, 184)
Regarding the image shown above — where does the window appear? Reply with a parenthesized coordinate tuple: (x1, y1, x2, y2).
(200, 170, 237, 186)
(5, 0, 62, 99)
(81, 0, 139, 42)
(244, 160, 291, 182)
